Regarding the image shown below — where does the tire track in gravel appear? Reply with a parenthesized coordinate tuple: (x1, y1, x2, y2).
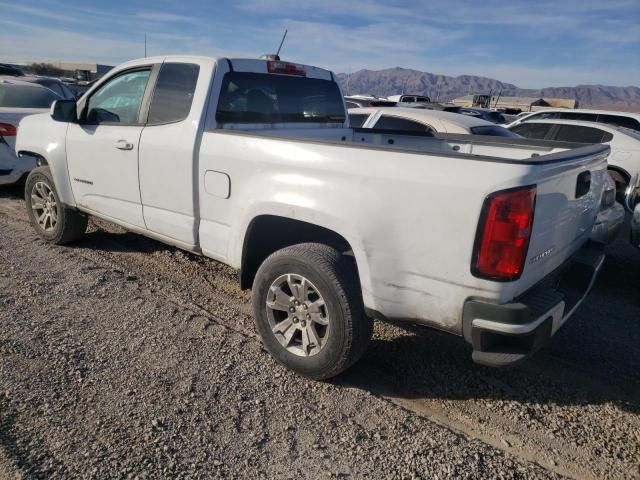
(1, 187, 638, 479)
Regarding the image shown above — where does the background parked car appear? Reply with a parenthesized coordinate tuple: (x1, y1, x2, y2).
(590, 174, 625, 245)
(62, 79, 96, 99)
(629, 175, 640, 247)
(508, 119, 640, 201)
(1, 75, 76, 100)
(0, 79, 62, 185)
(0, 64, 24, 77)
(386, 94, 432, 104)
(348, 107, 520, 136)
(507, 108, 640, 132)
(458, 107, 508, 124)
(344, 95, 397, 108)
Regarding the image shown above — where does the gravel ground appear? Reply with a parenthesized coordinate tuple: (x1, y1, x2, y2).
(0, 185, 639, 479)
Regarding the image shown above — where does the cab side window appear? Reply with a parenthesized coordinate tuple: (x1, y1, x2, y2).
(86, 69, 151, 124)
(147, 63, 200, 124)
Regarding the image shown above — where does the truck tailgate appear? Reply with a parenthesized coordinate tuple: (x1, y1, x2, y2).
(516, 144, 610, 293)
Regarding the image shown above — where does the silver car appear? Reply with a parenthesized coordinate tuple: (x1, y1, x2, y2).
(0, 79, 62, 185)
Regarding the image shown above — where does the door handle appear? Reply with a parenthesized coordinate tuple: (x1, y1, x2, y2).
(114, 139, 134, 150)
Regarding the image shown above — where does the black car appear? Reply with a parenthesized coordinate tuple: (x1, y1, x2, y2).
(0, 64, 24, 77)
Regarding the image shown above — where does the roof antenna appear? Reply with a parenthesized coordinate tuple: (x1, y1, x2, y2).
(144, 34, 147, 58)
(260, 29, 287, 61)
(275, 29, 288, 59)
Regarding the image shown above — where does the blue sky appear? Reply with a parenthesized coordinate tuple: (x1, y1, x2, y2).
(0, 0, 638, 88)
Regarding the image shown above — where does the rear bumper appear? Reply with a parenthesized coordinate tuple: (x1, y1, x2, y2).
(462, 244, 605, 367)
(590, 202, 625, 244)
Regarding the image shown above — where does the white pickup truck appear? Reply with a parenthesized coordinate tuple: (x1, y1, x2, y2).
(16, 56, 610, 379)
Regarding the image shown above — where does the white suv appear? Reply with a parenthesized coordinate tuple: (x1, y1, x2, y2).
(507, 108, 640, 132)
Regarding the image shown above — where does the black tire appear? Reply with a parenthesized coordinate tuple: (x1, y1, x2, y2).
(252, 243, 373, 380)
(25, 166, 88, 245)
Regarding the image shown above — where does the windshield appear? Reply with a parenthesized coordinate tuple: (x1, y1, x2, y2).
(470, 125, 521, 137)
(216, 72, 345, 124)
(0, 84, 61, 108)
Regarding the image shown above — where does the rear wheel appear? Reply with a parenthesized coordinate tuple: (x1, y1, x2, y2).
(25, 167, 87, 244)
(252, 243, 373, 380)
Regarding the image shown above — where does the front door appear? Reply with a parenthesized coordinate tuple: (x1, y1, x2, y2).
(66, 68, 152, 228)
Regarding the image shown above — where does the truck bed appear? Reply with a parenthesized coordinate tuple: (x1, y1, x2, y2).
(198, 125, 609, 332)
(215, 126, 606, 165)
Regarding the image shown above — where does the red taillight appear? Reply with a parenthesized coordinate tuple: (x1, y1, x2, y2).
(472, 186, 536, 281)
(0, 123, 16, 136)
(267, 61, 306, 76)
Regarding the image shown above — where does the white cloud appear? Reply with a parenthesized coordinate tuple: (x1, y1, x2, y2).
(134, 11, 202, 25)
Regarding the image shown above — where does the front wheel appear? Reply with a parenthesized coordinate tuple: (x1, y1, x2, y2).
(252, 243, 373, 380)
(25, 167, 88, 245)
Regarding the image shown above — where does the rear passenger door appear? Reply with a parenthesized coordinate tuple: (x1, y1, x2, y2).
(138, 62, 202, 247)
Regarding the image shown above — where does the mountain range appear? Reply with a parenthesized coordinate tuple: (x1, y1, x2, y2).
(335, 68, 640, 112)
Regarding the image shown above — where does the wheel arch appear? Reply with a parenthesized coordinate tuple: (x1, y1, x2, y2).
(239, 215, 360, 292)
(17, 150, 48, 166)
(21, 149, 76, 208)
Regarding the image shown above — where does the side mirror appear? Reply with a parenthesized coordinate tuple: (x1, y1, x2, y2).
(50, 99, 78, 123)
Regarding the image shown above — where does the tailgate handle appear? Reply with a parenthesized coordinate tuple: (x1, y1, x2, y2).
(576, 171, 591, 198)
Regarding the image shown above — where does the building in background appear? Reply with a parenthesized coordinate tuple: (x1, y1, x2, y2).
(451, 94, 578, 112)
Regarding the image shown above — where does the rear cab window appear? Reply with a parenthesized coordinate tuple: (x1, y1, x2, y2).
(216, 72, 345, 125)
